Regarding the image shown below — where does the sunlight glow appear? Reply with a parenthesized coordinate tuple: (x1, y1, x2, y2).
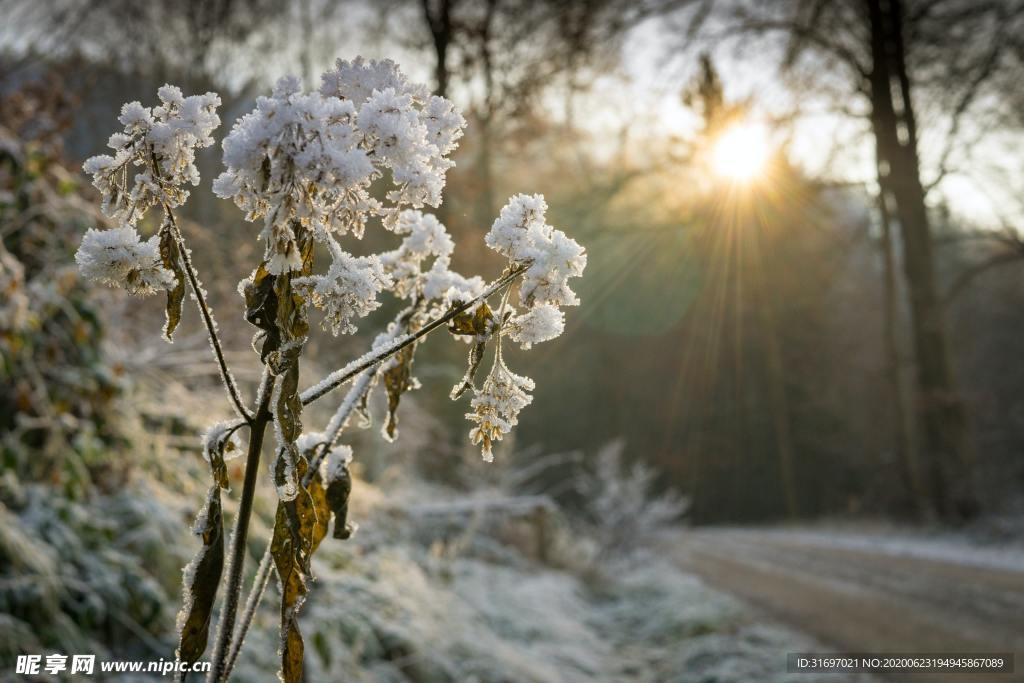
(711, 123, 770, 182)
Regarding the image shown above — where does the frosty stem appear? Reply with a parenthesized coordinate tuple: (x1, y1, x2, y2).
(162, 205, 253, 423)
(207, 369, 275, 683)
(219, 545, 273, 679)
(220, 366, 379, 681)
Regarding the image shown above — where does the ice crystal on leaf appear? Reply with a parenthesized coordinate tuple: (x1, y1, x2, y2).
(75, 227, 175, 295)
(201, 421, 243, 464)
(318, 444, 354, 484)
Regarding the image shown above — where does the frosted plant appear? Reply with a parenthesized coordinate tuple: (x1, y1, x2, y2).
(74, 58, 584, 683)
(83, 86, 221, 224)
(75, 227, 175, 295)
(582, 440, 689, 559)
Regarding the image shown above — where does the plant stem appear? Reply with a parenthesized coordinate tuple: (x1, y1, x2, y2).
(220, 547, 274, 679)
(164, 207, 253, 423)
(218, 365, 379, 681)
(207, 370, 274, 682)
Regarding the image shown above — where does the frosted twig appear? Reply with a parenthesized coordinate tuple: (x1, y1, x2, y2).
(207, 369, 275, 683)
(219, 365, 378, 682)
(162, 205, 253, 423)
(220, 547, 274, 679)
(300, 265, 526, 406)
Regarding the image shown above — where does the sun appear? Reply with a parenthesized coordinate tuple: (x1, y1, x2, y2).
(710, 122, 770, 182)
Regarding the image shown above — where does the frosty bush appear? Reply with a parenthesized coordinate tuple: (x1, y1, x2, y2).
(74, 57, 585, 682)
(583, 440, 689, 559)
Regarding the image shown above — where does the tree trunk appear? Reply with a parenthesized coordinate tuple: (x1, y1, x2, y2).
(875, 184, 927, 517)
(421, 0, 453, 98)
(865, 0, 977, 520)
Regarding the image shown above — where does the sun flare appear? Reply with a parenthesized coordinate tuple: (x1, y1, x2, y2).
(711, 122, 770, 182)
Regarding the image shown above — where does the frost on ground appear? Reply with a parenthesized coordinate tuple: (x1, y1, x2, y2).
(761, 519, 1024, 573)
(1, 462, 871, 682)
(219, 476, 867, 683)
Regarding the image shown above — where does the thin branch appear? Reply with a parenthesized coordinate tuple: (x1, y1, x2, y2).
(923, 22, 1007, 195)
(942, 249, 1024, 306)
(723, 16, 871, 81)
(299, 264, 526, 406)
(219, 546, 274, 680)
(164, 208, 253, 423)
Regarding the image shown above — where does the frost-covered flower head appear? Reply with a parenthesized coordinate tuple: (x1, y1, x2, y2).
(293, 251, 390, 336)
(485, 194, 586, 349)
(379, 209, 484, 308)
(453, 195, 585, 460)
(487, 194, 587, 308)
(75, 227, 175, 295)
(83, 86, 221, 223)
(466, 356, 535, 462)
(214, 59, 465, 277)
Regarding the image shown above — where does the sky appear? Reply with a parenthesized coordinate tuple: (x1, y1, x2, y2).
(575, 18, 1017, 230)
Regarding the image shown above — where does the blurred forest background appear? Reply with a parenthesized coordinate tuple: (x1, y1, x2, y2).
(2, 0, 1024, 679)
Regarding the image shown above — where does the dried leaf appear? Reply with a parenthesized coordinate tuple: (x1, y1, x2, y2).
(175, 486, 224, 667)
(448, 301, 494, 337)
(324, 464, 354, 540)
(270, 458, 319, 683)
(274, 271, 309, 344)
(275, 359, 302, 443)
(307, 475, 331, 553)
(382, 342, 418, 441)
(448, 302, 495, 399)
(242, 265, 280, 362)
(159, 224, 186, 341)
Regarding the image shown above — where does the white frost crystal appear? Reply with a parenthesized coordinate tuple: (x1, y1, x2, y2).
(508, 303, 565, 349)
(487, 194, 587, 309)
(485, 193, 585, 350)
(318, 444, 354, 484)
(201, 420, 243, 463)
(75, 227, 174, 295)
(293, 252, 390, 336)
(379, 209, 475, 302)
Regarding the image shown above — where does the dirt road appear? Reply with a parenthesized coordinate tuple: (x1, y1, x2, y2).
(670, 529, 1024, 682)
